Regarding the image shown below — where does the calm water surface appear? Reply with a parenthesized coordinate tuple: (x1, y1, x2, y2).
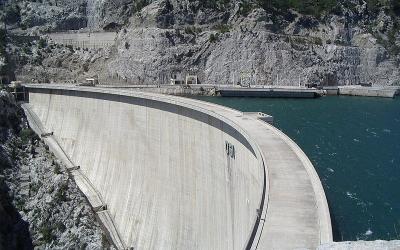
(192, 95, 400, 241)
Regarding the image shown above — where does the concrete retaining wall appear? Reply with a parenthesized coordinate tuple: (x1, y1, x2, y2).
(25, 85, 332, 249)
(47, 32, 116, 49)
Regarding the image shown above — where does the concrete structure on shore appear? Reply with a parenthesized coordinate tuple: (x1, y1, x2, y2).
(324, 86, 400, 98)
(338, 85, 400, 98)
(23, 84, 332, 249)
(217, 87, 325, 98)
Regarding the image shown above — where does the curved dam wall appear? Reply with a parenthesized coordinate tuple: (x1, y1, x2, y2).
(25, 85, 332, 249)
(27, 86, 264, 249)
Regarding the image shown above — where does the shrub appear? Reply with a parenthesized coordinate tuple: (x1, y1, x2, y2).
(39, 224, 55, 243)
(55, 183, 68, 202)
(238, 1, 254, 16)
(53, 161, 61, 174)
(257, 0, 337, 17)
(30, 182, 39, 194)
(66, 44, 74, 52)
(19, 128, 34, 145)
(314, 37, 323, 46)
(185, 26, 194, 35)
(38, 38, 47, 49)
(56, 222, 66, 232)
(209, 33, 219, 43)
(215, 24, 230, 34)
(135, 0, 150, 11)
(334, 39, 346, 46)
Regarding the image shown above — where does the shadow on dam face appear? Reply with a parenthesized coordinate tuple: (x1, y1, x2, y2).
(39, 88, 256, 157)
(24, 85, 332, 250)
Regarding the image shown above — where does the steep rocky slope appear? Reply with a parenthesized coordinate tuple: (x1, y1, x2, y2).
(0, 90, 105, 249)
(2, 0, 400, 86)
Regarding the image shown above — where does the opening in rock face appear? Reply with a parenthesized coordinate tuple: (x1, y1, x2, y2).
(103, 22, 121, 31)
(56, 17, 88, 31)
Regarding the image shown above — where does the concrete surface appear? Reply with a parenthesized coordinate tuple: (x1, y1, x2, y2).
(23, 84, 332, 249)
(47, 32, 116, 49)
(21, 102, 125, 249)
(338, 85, 400, 98)
(217, 87, 325, 98)
(318, 240, 400, 250)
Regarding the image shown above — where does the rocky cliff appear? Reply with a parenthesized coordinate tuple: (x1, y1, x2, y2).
(0, 90, 105, 249)
(2, 0, 400, 86)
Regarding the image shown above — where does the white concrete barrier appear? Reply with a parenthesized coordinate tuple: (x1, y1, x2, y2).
(47, 32, 116, 49)
(24, 84, 332, 249)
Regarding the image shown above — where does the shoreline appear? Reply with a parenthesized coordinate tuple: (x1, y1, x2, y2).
(94, 84, 400, 98)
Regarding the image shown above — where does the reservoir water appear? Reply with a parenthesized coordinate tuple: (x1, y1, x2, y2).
(192, 95, 400, 241)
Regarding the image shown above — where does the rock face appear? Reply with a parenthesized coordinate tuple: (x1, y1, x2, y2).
(102, 1, 400, 86)
(19, 0, 88, 32)
(6, 0, 400, 86)
(108, 24, 399, 86)
(0, 90, 104, 249)
(0, 90, 32, 250)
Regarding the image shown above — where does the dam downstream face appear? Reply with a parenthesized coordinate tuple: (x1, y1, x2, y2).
(25, 85, 332, 249)
(27, 88, 263, 249)
(193, 96, 400, 241)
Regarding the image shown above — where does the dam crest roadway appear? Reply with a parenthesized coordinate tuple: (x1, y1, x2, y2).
(22, 84, 332, 249)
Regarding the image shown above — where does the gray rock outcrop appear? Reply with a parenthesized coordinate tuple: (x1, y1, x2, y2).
(5, 0, 400, 86)
(0, 90, 105, 249)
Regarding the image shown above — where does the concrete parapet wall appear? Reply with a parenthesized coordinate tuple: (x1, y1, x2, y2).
(25, 84, 332, 249)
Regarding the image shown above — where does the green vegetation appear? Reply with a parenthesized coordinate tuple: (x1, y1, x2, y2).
(38, 38, 47, 49)
(238, 1, 255, 16)
(19, 128, 35, 145)
(30, 182, 40, 195)
(132, 0, 151, 13)
(215, 24, 230, 33)
(184, 26, 202, 35)
(53, 160, 61, 174)
(39, 224, 55, 243)
(235, 0, 400, 18)
(199, 0, 231, 11)
(209, 33, 219, 42)
(257, 0, 336, 17)
(22, 44, 32, 54)
(55, 182, 69, 202)
(65, 44, 74, 52)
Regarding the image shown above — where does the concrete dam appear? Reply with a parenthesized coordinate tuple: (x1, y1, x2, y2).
(22, 85, 332, 249)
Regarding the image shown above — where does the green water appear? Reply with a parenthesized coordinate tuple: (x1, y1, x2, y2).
(192, 95, 400, 241)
